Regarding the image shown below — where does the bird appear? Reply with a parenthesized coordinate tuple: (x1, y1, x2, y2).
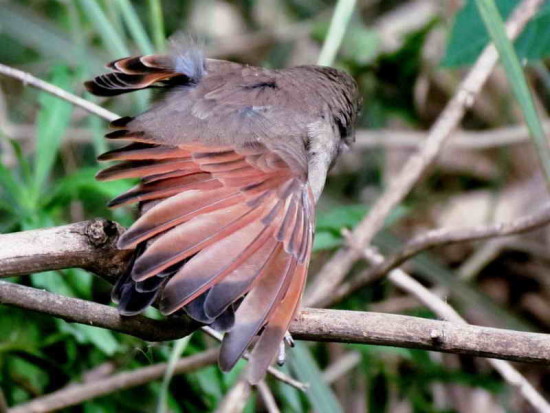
(85, 39, 361, 384)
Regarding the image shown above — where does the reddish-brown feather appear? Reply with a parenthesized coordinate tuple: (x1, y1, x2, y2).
(108, 172, 220, 208)
(98, 144, 190, 162)
(131, 200, 270, 281)
(160, 216, 279, 314)
(247, 260, 309, 383)
(117, 187, 244, 249)
(95, 125, 314, 382)
(219, 243, 297, 371)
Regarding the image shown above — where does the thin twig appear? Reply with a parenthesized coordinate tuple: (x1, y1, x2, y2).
(354, 120, 550, 149)
(202, 327, 308, 392)
(334, 204, 550, 300)
(0, 63, 118, 122)
(214, 377, 252, 413)
(304, 0, 544, 306)
(345, 237, 550, 413)
(9, 349, 219, 413)
(256, 381, 281, 413)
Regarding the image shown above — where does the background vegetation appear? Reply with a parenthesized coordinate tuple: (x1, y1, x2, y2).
(1, 0, 550, 411)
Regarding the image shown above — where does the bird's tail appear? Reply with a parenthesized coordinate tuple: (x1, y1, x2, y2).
(85, 41, 205, 97)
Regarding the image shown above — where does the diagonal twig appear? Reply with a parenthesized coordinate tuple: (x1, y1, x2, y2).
(0, 63, 118, 122)
(329, 204, 550, 303)
(9, 349, 219, 413)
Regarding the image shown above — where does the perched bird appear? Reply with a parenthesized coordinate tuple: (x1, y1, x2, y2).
(85, 40, 361, 383)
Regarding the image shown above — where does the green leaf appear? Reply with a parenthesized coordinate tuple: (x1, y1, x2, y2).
(31, 271, 75, 298)
(34, 65, 73, 193)
(341, 24, 379, 64)
(0, 3, 102, 70)
(275, 364, 305, 412)
(442, 0, 550, 66)
(116, 0, 154, 55)
(314, 204, 408, 251)
(157, 335, 192, 413)
(59, 322, 119, 356)
(317, 0, 358, 66)
(148, 0, 166, 51)
(79, 0, 130, 58)
(0, 307, 42, 353)
(475, 0, 550, 185)
(313, 231, 342, 251)
(289, 343, 343, 413)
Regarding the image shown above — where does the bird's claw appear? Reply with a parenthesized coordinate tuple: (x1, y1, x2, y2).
(277, 332, 294, 366)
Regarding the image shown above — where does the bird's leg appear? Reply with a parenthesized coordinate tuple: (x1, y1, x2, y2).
(284, 331, 295, 347)
(277, 331, 295, 366)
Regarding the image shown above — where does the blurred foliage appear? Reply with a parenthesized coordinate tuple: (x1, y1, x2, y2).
(0, 0, 549, 412)
(443, 0, 550, 66)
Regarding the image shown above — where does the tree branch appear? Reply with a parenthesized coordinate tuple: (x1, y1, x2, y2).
(304, 0, 545, 306)
(0, 281, 198, 341)
(353, 120, 550, 150)
(0, 219, 130, 282)
(330, 204, 550, 303)
(2, 278, 550, 366)
(0, 63, 118, 122)
(9, 349, 219, 413)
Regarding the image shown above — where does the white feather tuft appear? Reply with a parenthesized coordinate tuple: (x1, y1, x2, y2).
(168, 33, 206, 83)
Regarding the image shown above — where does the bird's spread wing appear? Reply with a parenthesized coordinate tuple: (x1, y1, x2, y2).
(87, 50, 323, 381)
(96, 115, 314, 383)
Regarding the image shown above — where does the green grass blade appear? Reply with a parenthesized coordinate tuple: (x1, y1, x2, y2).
(0, 156, 22, 214)
(317, 0, 357, 66)
(148, 0, 166, 51)
(156, 335, 192, 413)
(0, 3, 103, 71)
(79, 0, 130, 58)
(475, 0, 550, 185)
(290, 342, 343, 413)
(116, 0, 155, 55)
(33, 66, 73, 194)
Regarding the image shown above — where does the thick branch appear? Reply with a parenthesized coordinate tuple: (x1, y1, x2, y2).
(0, 281, 198, 341)
(0, 219, 130, 283)
(1, 280, 549, 366)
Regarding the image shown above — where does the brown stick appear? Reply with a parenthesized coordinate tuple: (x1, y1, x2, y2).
(304, 0, 545, 307)
(0, 219, 130, 282)
(329, 204, 550, 304)
(0, 63, 118, 122)
(0, 281, 198, 341)
(1, 279, 550, 366)
(9, 349, 218, 413)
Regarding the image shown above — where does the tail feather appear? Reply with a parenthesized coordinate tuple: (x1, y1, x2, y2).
(85, 42, 205, 97)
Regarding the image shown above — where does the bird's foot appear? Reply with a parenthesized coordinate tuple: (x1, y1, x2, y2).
(277, 331, 295, 366)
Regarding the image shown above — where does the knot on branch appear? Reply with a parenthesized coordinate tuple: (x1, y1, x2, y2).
(84, 218, 124, 248)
